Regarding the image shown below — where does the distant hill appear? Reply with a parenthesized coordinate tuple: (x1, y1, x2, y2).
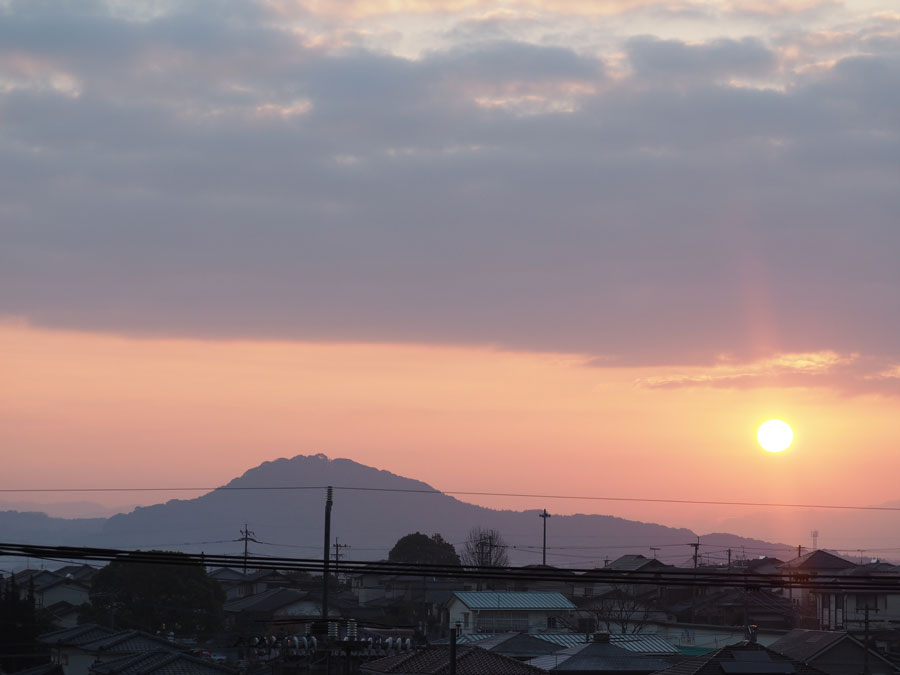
(2, 454, 798, 567)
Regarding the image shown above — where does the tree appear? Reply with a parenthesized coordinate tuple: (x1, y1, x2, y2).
(81, 552, 225, 638)
(389, 532, 461, 566)
(0, 574, 51, 671)
(461, 527, 509, 567)
(576, 584, 654, 634)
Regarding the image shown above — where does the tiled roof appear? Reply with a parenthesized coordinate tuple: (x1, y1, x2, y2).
(528, 642, 670, 672)
(604, 556, 672, 572)
(766, 629, 897, 671)
(778, 551, 856, 572)
(452, 591, 575, 610)
(361, 645, 548, 674)
(767, 631, 848, 662)
(79, 630, 184, 654)
(39, 624, 119, 647)
(468, 633, 562, 658)
(10, 663, 65, 675)
(453, 632, 679, 655)
(224, 588, 308, 613)
(651, 641, 827, 675)
(90, 650, 236, 675)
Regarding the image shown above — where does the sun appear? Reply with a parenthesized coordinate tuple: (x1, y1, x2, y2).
(757, 419, 794, 453)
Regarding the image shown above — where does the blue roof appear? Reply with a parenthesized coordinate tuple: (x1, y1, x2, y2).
(452, 591, 575, 610)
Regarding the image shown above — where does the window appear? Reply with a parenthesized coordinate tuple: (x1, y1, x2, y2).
(462, 612, 469, 628)
(547, 617, 557, 629)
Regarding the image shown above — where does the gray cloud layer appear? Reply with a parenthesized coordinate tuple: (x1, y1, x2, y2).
(1, 1, 899, 376)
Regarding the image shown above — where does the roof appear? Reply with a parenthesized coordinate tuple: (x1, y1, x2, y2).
(528, 641, 670, 672)
(10, 663, 65, 675)
(451, 591, 575, 610)
(778, 551, 856, 572)
(767, 630, 897, 669)
(604, 556, 672, 573)
(361, 645, 548, 674)
(468, 633, 562, 659)
(652, 641, 826, 675)
(223, 588, 309, 613)
(452, 633, 679, 655)
(39, 624, 119, 647)
(78, 630, 184, 655)
(766, 632, 848, 663)
(90, 650, 236, 675)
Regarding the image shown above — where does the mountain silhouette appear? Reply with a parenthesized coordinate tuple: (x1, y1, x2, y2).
(5, 454, 796, 567)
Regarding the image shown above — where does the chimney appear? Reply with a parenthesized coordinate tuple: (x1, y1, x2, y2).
(593, 632, 611, 643)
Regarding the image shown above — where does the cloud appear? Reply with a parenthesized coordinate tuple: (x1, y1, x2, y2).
(1, 1, 899, 383)
(625, 36, 777, 82)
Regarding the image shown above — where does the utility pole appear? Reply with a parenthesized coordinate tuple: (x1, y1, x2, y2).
(334, 538, 350, 583)
(690, 538, 700, 569)
(650, 547, 660, 560)
(322, 486, 333, 623)
(727, 548, 732, 569)
(238, 524, 257, 575)
(539, 510, 551, 566)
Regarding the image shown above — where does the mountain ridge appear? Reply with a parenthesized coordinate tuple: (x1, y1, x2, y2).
(3, 453, 799, 567)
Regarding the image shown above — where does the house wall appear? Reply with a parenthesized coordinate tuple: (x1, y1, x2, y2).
(447, 598, 570, 635)
(38, 584, 90, 609)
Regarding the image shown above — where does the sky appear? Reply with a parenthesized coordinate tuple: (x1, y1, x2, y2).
(2, 0, 899, 550)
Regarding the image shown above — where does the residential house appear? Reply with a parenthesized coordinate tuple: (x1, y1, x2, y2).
(768, 629, 899, 675)
(651, 640, 827, 675)
(446, 591, 576, 635)
(811, 562, 900, 633)
(778, 552, 857, 624)
(39, 625, 183, 675)
(223, 588, 341, 634)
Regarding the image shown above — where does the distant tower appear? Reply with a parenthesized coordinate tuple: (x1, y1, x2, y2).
(811, 530, 819, 551)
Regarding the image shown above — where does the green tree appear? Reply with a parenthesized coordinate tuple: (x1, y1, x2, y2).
(389, 533, 461, 566)
(82, 552, 225, 638)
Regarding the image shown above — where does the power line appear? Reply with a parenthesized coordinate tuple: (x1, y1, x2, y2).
(2, 484, 899, 513)
(3, 542, 900, 593)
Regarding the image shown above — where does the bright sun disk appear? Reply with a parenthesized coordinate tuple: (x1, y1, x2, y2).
(757, 419, 793, 453)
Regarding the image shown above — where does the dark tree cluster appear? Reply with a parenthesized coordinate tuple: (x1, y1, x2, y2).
(1, 574, 50, 672)
(389, 533, 461, 566)
(80, 552, 225, 638)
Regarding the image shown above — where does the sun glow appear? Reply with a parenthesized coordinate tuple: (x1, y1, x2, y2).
(757, 419, 794, 453)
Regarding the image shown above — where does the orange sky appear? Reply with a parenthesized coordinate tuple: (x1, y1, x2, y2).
(3, 321, 898, 547)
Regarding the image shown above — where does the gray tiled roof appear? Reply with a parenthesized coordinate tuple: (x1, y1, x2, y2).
(224, 588, 308, 613)
(362, 645, 548, 674)
(651, 642, 827, 675)
(452, 591, 575, 610)
(528, 642, 670, 672)
(39, 624, 119, 647)
(90, 650, 235, 675)
(453, 632, 679, 655)
(80, 630, 184, 654)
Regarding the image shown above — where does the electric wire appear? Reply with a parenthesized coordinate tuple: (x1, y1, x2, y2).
(2, 484, 900, 513)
